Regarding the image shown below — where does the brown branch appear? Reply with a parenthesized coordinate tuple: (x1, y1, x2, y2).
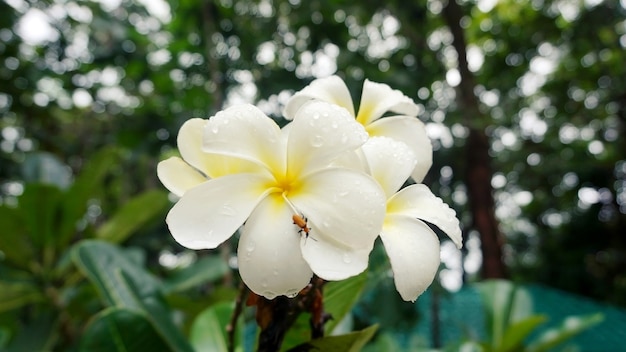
(252, 277, 327, 352)
(226, 282, 248, 352)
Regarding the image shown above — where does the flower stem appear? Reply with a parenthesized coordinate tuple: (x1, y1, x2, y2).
(254, 277, 327, 351)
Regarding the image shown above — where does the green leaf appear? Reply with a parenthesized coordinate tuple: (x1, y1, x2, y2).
(80, 307, 171, 352)
(498, 314, 547, 352)
(18, 183, 62, 248)
(72, 240, 193, 352)
(189, 302, 244, 352)
(323, 272, 368, 334)
(526, 313, 604, 352)
(96, 189, 169, 243)
(21, 152, 72, 189)
(476, 280, 532, 349)
(0, 281, 45, 313)
(162, 255, 229, 294)
(0, 205, 33, 268)
(72, 240, 161, 306)
(59, 147, 120, 246)
(287, 324, 378, 352)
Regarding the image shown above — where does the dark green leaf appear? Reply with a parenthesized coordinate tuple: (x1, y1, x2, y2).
(72, 240, 193, 352)
(287, 324, 378, 352)
(21, 152, 72, 189)
(96, 189, 169, 243)
(80, 307, 171, 352)
(189, 302, 243, 352)
(323, 272, 367, 334)
(0, 205, 32, 268)
(18, 183, 62, 249)
(59, 147, 119, 246)
(0, 281, 45, 313)
(162, 255, 229, 294)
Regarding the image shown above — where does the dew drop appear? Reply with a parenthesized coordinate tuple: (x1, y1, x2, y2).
(262, 281, 268, 288)
(312, 112, 320, 120)
(263, 291, 277, 299)
(272, 269, 279, 276)
(246, 241, 256, 252)
(310, 135, 324, 147)
(285, 289, 299, 298)
(342, 253, 352, 263)
(210, 125, 219, 133)
(220, 204, 235, 216)
(338, 190, 349, 197)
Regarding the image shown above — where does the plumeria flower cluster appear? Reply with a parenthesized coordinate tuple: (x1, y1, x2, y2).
(158, 75, 462, 302)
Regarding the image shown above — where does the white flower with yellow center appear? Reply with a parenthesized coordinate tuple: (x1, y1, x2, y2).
(157, 102, 387, 299)
(284, 75, 433, 182)
(362, 137, 463, 302)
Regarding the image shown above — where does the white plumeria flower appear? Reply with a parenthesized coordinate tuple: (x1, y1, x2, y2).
(361, 137, 463, 302)
(284, 75, 433, 182)
(158, 102, 387, 299)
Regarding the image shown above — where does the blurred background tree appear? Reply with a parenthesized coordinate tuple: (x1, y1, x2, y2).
(1, 0, 625, 350)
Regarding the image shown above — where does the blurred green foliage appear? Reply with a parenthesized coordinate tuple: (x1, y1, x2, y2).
(1, 0, 625, 350)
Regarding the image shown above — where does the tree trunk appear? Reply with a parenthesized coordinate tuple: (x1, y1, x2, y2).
(442, 0, 508, 279)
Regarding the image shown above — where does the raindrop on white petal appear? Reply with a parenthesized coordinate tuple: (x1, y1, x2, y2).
(262, 281, 268, 288)
(312, 112, 320, 120)
(210, 125, 219, 133)
(338, 190, 349, 197)
(310, 135, 324, 147)
(285, 289, 300, 298)
(272, 269, 279, 276)
(341, 134, 348, 144)
(220, 204, 235, 216)
(342, 253, 352, 263)
(263, 291, 277, 299)
(246, 241, 256, 252)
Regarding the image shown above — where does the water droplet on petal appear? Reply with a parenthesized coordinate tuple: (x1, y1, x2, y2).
(247, 241, 256, 252)
(220, 204, 235, 216)
(211, 125, 219, 133)
(285, 289, 299, 298)
(310, 135, 324, 147)
(342, 253, 352, 263)
(263, 291, 277, 299)
(272, 269, 279, 276)
(338, 190, 349, 197)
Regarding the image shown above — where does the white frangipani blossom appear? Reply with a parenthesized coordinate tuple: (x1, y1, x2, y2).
(362, 137, 463, 302)
(158, 102, 387, 299)
(284, 75, 433, 182)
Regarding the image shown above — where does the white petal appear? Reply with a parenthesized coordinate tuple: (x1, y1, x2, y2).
(366, 116, 433, 182)
(361, 137, 417, 198)
(287, 101, 368, 176)
(380, 215, 441, 302)
(166, 173, 271, 249)
(237, 194, 313, 299)
(290, 168, 386, 251)
(283, 75, 355, 119)
(177, 118, 209, 173)
(387, 184, 462, 248)
(157, 157, 207, 197)
(203, 104, 284, 173)
(356, 80, 419, 125)
(300, 236, 372, 281)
